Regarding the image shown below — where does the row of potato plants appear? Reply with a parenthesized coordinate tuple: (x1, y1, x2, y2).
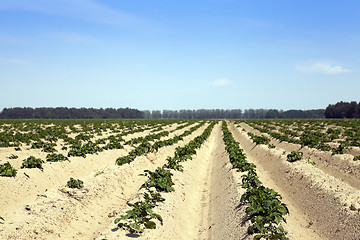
(239, 120, 360, 158)
(114, 121, 217, 233)
(115, 121, 205, 166)
(222, 121, 289, 240)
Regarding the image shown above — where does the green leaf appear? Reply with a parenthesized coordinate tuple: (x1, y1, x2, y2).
(144, 220, 156, 229)
(153, 213, 163, 223)
(275, 215, 282, 224)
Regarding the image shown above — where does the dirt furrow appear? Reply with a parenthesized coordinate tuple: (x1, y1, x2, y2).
(229, 122, 360, 239)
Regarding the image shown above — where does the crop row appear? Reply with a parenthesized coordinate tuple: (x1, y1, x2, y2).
(222, 121, 288, 240)
(115, 121, 206, 165)
(114, 121, 217, 233)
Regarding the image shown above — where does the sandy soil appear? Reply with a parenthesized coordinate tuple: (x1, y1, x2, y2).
(2, 120, 360, 239)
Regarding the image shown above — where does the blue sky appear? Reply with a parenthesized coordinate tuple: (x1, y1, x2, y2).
(1, 0, 359, 111)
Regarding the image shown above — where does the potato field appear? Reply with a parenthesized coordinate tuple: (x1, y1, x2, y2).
(1, 119, 360, 239)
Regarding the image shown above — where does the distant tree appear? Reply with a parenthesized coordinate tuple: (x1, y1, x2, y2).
(325, 101, 360, 118)
(265, 109, 280, 119)
(0, 107, 144, 119)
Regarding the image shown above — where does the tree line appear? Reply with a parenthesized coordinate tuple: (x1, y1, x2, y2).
(143, 109, 325, 119)
(0, 107, 144, 119)
(0, 107, 327, 119)
(325, 101, 360, 118)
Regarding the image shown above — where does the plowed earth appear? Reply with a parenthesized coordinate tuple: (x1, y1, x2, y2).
(1, 121, 360, 239)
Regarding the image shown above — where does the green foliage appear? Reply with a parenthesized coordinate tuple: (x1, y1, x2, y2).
(46, 153, 68, 162)
(223, 123, 254, 172)
(353, 155, 360, 161)
(164, 156, 183, 172)
(21, 156, 44, 169)
(103, 137, 123, 150)
(94, 170, 105, 177)
(241, 186, 289, 238)
(8, 154, 18, 159)
(141, 167, 175, 193)
(31, 140, 45, 149)
(66, 178, 84, 189)
(114, 200, 163, 234)
(286, 151, 303, 162)
(242, 169, 262, 189)
(68, 141, 103, 158)
(247, 132, 271, 145)
(307, 157, 316, 166)
(42, 142, 57, 153)
(0, 162, 17, 177)
(130, 141, 153, 156)
(116, 155, 136, 165)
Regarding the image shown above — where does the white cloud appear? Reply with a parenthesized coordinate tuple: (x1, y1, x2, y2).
(297, 63, 350, 74)
(212, 78, 233, 86)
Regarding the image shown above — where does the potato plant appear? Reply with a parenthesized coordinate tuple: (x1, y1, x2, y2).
(114, 199, 163, 234)
(286, 151, 303, 162)
(0, 162, 17, 177)
(46, 153, 68, 162)
(66, 178, 84, 189)
(8, 154, 18, 159)
(21, 156, 44, 170)
(141, 167, 175, 192)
